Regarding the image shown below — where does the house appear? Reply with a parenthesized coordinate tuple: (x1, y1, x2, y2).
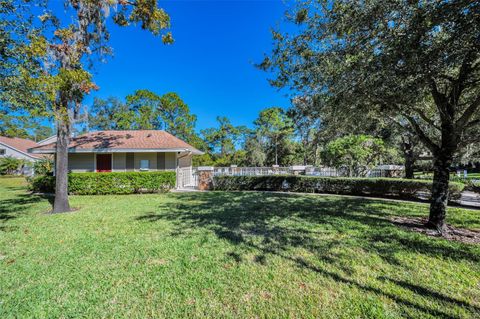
(0, 136, 48, 175)
(0, 136, 45, 162)
(37, 135, 58, 146)
(28, 130, 203, 173)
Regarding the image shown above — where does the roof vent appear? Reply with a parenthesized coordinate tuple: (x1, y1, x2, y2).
(147, 133, 152, 138)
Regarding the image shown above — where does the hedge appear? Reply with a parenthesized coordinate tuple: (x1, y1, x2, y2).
(213, 175, 465, 200)
(417, 174, 480, 194)
(29, 171, 176, 195)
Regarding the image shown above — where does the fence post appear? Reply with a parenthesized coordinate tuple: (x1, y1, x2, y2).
(230, 164, 237, 176)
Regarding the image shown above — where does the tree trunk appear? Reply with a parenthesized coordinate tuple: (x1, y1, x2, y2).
(303, 141, 308, 166)
(52, 117, 71, 213)
(427, 154, 453, 233)
(274, 134, 278, 166)
(403, 142, 415, 179)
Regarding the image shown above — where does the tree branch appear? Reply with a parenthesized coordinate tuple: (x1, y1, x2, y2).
(402, 113, 439, 154)
(456, 94, 480, 129)
(429, 78, 451, 121)
(411, 106, 440, 131)
(466, 118, 480, 129)
(449, 51, 475, 107)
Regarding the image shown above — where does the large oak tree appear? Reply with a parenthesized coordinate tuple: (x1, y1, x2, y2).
(262, 0, 480, 233)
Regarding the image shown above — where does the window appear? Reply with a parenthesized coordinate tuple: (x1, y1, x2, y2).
(0, 149, 5, 155)
(140, 159, 150, 171)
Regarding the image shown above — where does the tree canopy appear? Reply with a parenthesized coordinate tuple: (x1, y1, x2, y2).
(0, 0, 173, 213)
(322, 135, 397, 177)
(262, 0, 480, 232)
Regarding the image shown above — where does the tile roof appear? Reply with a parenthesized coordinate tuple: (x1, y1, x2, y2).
(29, 130, 203, 154)
(0, 136, 42, 159)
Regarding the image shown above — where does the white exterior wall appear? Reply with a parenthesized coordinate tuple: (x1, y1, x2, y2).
(112, 153, 126, 172)
(63, 151, 192, 173)
(165, 152, 176, 170)
(0, 143, 39, 162)
(134, 153, 157, 171)
(68, 153, 95, 173)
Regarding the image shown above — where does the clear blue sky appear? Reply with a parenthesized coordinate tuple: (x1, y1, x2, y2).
(86, 0, 293, 131)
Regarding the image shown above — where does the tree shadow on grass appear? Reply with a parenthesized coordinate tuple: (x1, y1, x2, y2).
(135, 191, 480, 318)
(0, 193, 53, 230)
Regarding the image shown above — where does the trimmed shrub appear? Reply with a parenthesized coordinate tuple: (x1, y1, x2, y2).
(213, 175, 464, 200)
(465, 179, 480, 193)
(29, 171, 176, 195)
(28, 175, 55, 193)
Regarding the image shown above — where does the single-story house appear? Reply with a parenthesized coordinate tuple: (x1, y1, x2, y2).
(0, 136, 46, 162)
(28, 130, 203, 173)
(0, 136, 51, 175)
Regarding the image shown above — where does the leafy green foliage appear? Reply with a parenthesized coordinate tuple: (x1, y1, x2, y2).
(262, 1, 480, 154)
(201, 117, 247, 156)
(29, 171, 176, 194)
(90, 90, 199, 144)
(33, 158, 54, 176)
(89, 97, 136, 130)
(125, 89, 164, 129)
(158, 92, 197, 141)
(213, 175, 464, 201)
(322, 135, 398, 177)
(0, 113, 53, 141)
(253, 107, 294, 166)
(0, 156, 25, 175)
(0, 0, 45, 111)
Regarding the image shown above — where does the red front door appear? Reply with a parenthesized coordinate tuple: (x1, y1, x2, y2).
(96, 154, 112, 172)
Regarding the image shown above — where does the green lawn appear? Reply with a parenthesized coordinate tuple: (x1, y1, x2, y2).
(1, 177, 479, 318)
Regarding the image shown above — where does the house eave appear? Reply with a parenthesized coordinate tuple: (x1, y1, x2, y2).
(0, 141, 41, 160)
(29, 147, 204, 155)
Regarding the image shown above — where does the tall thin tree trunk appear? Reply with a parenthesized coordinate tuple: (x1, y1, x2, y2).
(403, 142, 415, 179)
(274, 134, 278, 166)
(52, 117, 71, 213)
(303, 140, 308, 166)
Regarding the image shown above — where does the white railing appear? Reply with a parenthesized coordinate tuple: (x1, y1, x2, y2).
(213, 167, 291, 176)
(210, 166, 404, 178)
(181, 165, 405, 189)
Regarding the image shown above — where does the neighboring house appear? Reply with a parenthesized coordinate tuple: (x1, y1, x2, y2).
(37, 135, 58, 146)
(0, 136, 44, 162)
(28, 130, 203, 173)
(0, 136, 46, 175)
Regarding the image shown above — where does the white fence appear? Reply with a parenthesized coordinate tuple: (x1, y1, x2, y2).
(212, 166, 404, 178)
(213, 166, 290, 176)
(177, 165, 404, 189)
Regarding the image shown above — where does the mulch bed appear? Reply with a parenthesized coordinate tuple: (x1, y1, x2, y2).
(390, 217, 480, 244)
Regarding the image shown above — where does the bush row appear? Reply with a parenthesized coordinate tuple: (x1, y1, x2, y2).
(29, 171, 176, 195)
(418, 174, 480, 193)
(213, 175, 465, 200)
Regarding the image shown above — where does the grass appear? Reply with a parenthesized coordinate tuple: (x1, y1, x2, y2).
(1, 177, 479, 318)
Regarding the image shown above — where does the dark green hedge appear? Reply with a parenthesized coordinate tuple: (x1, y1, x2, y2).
(213, 175, 465, 200)
(29, 171, 176, 195)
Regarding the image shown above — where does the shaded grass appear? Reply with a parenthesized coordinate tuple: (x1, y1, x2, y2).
(0, 178, 479, 318)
